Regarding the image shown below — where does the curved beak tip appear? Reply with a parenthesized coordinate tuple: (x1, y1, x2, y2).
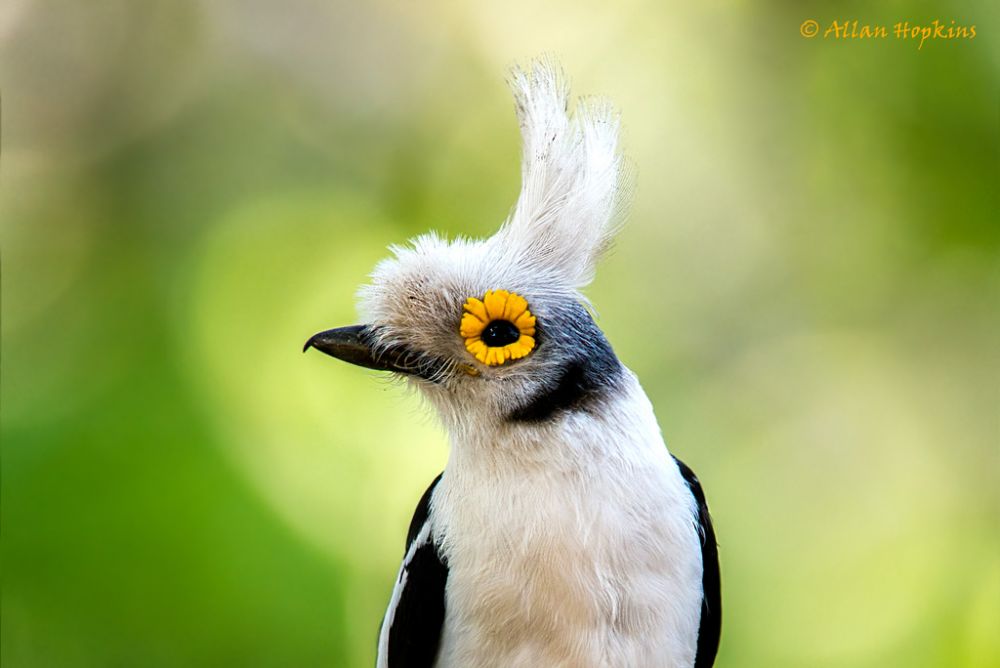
(302, 325, 390, 372)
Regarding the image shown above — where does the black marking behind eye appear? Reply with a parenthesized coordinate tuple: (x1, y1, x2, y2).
(507, 303, 623, 423)
(481, 319, 521, 347)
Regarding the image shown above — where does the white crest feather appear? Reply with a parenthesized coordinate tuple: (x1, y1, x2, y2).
(494, 59, 631, 288)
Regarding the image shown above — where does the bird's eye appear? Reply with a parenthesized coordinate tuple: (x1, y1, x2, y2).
(459, 290, 536, 366)
(481, 320, 521, 347)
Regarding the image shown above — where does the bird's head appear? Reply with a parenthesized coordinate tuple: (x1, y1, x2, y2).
(305, 61, 631, 432)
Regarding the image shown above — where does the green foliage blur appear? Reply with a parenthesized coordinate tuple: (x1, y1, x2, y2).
(2, 1, 997, 666)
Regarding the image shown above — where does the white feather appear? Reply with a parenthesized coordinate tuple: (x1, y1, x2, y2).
(496, 59, 631, 289)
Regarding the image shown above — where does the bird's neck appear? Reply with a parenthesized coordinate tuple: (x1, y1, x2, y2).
(443, 369, 667, 478)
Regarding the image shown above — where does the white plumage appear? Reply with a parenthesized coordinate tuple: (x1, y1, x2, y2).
(306, 58, 720, 668)
(429, 377, 704, 667)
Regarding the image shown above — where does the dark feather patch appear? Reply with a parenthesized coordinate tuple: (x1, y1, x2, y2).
(382, 474, 448, 668)
(673, 456, 721, 668)
(508, 302, 622, 423)
(386, 542, 448, 668)
(509, 359, 597, 422)
(406, 473, 442, 549)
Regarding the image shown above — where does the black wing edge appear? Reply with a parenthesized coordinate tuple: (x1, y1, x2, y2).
(405, 473, 443, 550)
(382, 473, 448, 668)
(673, 456, 721, 668)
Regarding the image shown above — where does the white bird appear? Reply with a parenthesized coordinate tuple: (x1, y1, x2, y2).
(305, 59, 721, 668)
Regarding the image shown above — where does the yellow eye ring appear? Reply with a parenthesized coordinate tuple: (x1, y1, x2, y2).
(459, 290, 536, 366)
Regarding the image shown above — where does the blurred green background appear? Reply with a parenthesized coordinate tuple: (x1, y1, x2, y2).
(2, 1, 997, 666)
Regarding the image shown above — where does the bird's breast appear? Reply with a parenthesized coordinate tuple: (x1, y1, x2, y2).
(431, 442, 704, 668)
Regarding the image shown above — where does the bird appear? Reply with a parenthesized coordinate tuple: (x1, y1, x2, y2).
(304, 59, 721, 668)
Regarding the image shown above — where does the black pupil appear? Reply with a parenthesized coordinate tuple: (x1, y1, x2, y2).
(481, 319, 521, 347)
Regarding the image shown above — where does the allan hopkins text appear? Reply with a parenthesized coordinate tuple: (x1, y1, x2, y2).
(799, 19, 977, 49)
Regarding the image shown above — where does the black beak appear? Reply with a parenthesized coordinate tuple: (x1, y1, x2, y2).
(303, 325, 413, 374)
